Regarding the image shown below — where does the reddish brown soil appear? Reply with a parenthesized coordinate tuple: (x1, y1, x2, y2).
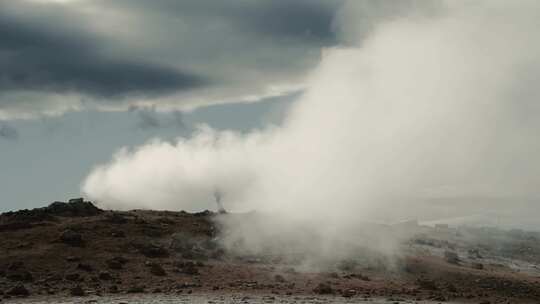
(1, 202, 539, 303)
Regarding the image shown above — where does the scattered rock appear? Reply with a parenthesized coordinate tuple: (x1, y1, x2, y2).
(444, 251, 460, 265)
(127, 285, 145, 293)
(137, 243, 169, 258)
(6, 284, 29, 297)
(193, 210, 212, 217)
(342, 289, 357, 298)
(6, 270, 33, 282)
(98, 271, 112, 281)
(148, 263, 166, 276)
(313, 283, 334, 295)
(7, 262, 24, 271)
(77, 263, 93, 272)
(416, 278, 438, 290)
(65, 273, 81, 281)
(66, 256, 80, 262)
(274, 274, 286, 283)
(60, 229, 84, 247)
(181, 262, 199, 275)
(110, 230, 125, 238)
(109, 285, 119, 293)
(70, 285, 85, 296)
(468, 249, 483, 259)
(106, 257, 128, 270)
(472, 263, 484, 270)
(343, 273, 370, 281)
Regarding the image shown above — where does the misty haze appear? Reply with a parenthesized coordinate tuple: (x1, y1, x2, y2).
(1, 1, 540, 303)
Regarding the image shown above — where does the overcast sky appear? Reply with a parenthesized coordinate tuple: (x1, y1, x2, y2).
(0, 0, 347, 119)
(0, 0, 348, 211)
(5, 0, 535, 228)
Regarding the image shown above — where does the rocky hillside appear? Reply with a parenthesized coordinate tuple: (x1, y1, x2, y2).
(1, 199, 540, 303)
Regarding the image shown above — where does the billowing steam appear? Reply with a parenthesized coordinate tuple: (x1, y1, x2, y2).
(83, 0, 540, 260)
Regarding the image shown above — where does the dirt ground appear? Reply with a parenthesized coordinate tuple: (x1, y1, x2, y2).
(1, 200, 539, 303)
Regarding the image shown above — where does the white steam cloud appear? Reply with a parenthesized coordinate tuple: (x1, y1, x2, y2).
(83, 1, 540, 231)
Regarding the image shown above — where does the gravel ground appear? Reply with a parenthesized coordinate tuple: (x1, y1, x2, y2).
(1, 293, 465, 304)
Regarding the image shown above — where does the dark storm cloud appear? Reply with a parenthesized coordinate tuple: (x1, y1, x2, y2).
(237, 0, 341, 44)
(0, 123, 18, 141)
(0, 0, 345, 119)
(0, 14, 206, 98)
(112, 0, 343, 44)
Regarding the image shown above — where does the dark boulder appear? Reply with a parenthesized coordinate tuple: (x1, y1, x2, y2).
(47, 199, 102, 217)
(60, 230, 84, 247)
(1, 200, 102, 225)
(342, 289, 357, 298)
(98, 271, 112, 280)
(274, 274, 286, 283)
(77, 263, 93, 272)
(472, 262, 484, 270)
(109, 285, 119, 293)
(6, 284, 29, 297)
(65, 273, 82, 282)
(70, 285, 85, 296)
(106, 257, 128, 270)
(110, 230, 125, 238)
(127, 285, 145, 293)
(313, 283, 334, 295)
(444, 251, 460, 265)
(181, 262, 199, 275)
(6, 270, 33, 282)
(416, 278, 438, 290)
(148, 263, 167, 276)
(137, 243, 169, 258)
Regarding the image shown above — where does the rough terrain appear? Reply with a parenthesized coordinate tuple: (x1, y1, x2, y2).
(1, 199, 539, 303)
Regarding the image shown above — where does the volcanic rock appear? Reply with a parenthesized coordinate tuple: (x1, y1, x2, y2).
(65, 273, 81, 281)
(313, 283, 334, 294)
(342, 289, 357, 297)
(137, 243, 169, 258)
(106, 257, 127, 270)
(148, 263, 166, 276)
(6, 284, 29, 296)
(274, 274, 286, 283)
(77, 263, 93, 272)
(70, 285, 85, 296)
(6, 270, 33, 282)
(60, 229, 83, 247)
(472, 263, 484, 270)
(98, 271, 112, 280)
(444, 250, 460, 265)
(127, 285, 145, 293)
(47, 199, 102, 217)
(181, 262, 199, 275)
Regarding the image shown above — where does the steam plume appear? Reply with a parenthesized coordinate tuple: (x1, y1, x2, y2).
(83, 0, 540, 255)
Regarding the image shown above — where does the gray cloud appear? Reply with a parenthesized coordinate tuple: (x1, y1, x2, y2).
(0, 11, 206, 99)
(0, 0, 447, 121)
(109, 0, 343, 44)
(0, 0, 345, 119)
